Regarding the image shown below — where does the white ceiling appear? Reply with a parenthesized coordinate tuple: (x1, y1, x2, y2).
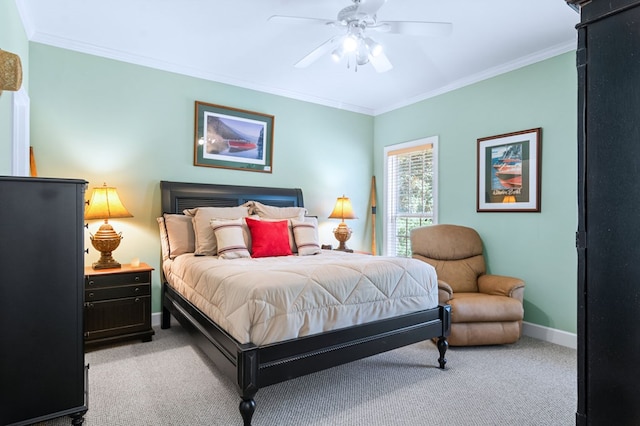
(16, 0, 579, 115)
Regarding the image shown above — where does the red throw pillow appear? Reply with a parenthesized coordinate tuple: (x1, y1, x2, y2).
(245, 217, 293, 258)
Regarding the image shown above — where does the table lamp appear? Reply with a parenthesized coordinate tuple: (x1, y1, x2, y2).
(328, 195, 358, 252)
(84, 183, 133, 269)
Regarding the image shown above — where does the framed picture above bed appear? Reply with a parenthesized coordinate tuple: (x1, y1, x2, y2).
(476, 127, 542, 212)
(194, 101, 274, 173)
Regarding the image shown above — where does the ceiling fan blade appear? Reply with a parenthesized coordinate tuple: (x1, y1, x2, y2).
(357, 0, 388, 16)
(373, 21, 453, 37)
(268, 15, 339, 27)
(294, 35, 343, 68)
(369, 51, 393, 73)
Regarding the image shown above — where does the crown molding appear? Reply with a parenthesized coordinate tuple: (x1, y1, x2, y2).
(374, 39, 577, 116)
(14, 0, 35, 39)
(28, 31, 375, 116)
(27, 29, 575, 118)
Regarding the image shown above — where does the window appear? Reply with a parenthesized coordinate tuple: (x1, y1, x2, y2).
(384, 136, 438, 257)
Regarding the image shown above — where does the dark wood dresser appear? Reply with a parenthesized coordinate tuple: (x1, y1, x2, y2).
(569, 0, 640, 424)
(84, 263, 155, 346)
(0, 176, 88, 425)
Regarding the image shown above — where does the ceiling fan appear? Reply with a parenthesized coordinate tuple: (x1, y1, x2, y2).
(268, 0, 452, 73)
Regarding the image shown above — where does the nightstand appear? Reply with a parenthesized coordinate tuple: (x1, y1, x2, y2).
(84, 263, 155, 347)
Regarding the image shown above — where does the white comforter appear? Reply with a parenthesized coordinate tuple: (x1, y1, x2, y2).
(163, 251, 438, 345)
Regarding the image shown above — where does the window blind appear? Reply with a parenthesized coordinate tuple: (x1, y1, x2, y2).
(385, 139, 437, 257)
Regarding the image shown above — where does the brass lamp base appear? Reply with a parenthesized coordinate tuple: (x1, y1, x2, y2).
(92, 255, 121, 270)
(90, 221, 123, 269)
(333, 222, 353, 253)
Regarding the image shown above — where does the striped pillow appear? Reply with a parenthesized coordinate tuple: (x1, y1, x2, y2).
(185, 205, 250, 256)
(210, 218, 250, 259)
(291, 217, 321, 256)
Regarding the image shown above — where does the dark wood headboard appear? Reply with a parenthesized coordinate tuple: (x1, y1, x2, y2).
(160, 181, 304, 214)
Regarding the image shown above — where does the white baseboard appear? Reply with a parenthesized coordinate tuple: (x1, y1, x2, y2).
(522, 321, 577, 349)
(152, 312, 162, 328)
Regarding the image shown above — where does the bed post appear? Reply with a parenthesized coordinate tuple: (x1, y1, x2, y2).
(239, 399, 256, 426)
(437, 337, 448, 369)
(161, 282, 171, 329)
(161, 306, 171, 329)
(237, 346, 259, 425)
(437, 304, 451, 369)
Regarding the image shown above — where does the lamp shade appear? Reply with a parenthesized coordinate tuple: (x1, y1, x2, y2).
(328, 195, 358, 221)
(85, 184, 133, 220)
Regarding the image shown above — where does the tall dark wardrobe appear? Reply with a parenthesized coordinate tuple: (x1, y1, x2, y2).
(0, 177, 88, 425)
(568, 0, 640, 424)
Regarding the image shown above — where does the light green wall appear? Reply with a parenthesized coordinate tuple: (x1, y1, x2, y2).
(374, 52, 578, 333)
(19, 36, 577, 334)
(0, 0, 29, 174)
(28, 43, 374, 312)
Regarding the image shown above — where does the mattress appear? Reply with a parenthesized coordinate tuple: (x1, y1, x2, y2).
(163, 251, 439, 346)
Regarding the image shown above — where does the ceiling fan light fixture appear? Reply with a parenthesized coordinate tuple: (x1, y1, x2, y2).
(331, 46, 344, 62)
(364, 37, 383, 57)
(356, 43, 370, 65)
(343, 34, 359, 52)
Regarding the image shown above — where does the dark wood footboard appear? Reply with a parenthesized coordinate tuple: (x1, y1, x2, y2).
(162, 282, 450, 425)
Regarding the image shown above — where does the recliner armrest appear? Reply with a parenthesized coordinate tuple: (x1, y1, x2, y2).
(477, 274, 525, 302)
(438, 279, 453, 304)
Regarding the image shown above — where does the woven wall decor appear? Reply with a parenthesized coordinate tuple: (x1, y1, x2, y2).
(0, 49, 23, 93)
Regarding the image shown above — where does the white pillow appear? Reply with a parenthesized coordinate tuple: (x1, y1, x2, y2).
(210, 218, 251, 259)
(185, 206, 250, 255)
(291, 217, 321, 256)
(157, 217, 171, 262)
(163, 214, 195, 259)
(251, 201, 306, 220)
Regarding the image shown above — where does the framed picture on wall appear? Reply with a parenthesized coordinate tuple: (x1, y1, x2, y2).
(194, 101, 274, 173)
(477, 128, 542, 212)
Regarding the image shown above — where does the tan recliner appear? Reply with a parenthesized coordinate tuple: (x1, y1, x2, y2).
(410, 224, 525, 346)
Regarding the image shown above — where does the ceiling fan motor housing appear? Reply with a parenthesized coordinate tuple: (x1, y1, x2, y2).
(338, 4, 377, 26)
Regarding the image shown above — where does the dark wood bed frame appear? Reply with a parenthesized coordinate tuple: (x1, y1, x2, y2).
(159, 180, 451, 425)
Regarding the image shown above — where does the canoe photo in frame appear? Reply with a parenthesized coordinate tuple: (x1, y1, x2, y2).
(476, 128, 541, 212)
(194, 101, 274, 173)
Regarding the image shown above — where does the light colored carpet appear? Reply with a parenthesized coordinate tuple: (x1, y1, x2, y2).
(40, 324, 576, 426)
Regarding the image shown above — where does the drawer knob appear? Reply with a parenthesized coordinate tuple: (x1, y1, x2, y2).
(88, 280, 94, 286)
(135, 297, 140, 303)
(88, 292, 94, 298)
(134, 276, 140, 282)
(134, 287, 140, 293)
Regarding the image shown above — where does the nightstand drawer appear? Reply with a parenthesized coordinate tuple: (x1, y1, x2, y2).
(85, 270, 151, 289)
(85, 284, 150, 301)
(85, 295, 151, 342)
